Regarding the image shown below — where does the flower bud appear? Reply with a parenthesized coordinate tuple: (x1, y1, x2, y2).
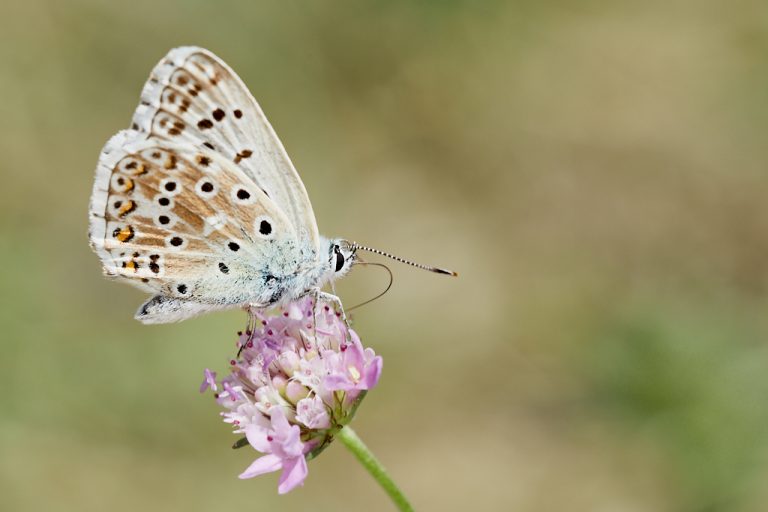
(284, 380, 309, 404)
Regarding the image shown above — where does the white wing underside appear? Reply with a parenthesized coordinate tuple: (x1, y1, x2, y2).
(132, 46, 320, 247)
(90, 135, 299, 299)
(88, 47, 324, 322)
(132, 46, 319, 248)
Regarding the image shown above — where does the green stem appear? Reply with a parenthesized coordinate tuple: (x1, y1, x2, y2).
(336, 426, 414, 512)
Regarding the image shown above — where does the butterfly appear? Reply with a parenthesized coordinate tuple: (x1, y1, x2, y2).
(89, 47, 455, 324)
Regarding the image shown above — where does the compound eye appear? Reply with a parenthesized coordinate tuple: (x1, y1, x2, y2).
(333, 245, 345, 272)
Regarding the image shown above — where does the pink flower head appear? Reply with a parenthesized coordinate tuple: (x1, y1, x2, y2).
(239, 407, 309, 494)
(201, 297, 383, 494)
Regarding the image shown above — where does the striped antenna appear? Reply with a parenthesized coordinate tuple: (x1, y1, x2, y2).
(351, 242, 458, 277)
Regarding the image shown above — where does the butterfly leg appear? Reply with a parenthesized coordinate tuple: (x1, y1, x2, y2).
(310, 288, 350, 328)
(238, 303, 267, 356)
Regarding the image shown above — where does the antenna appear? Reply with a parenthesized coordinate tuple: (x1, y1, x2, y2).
(351, 242, 458, 277)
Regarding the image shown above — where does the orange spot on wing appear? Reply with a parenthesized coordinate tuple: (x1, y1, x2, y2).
(118, 200, 136, 217)
(132, 163, 147, 176)
(113, 225, 135, 243)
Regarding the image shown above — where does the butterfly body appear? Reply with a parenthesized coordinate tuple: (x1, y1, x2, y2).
(89, 47, 356, 323)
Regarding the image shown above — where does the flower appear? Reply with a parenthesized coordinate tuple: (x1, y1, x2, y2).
(239, 407, 308, 494)
(295, 395, 331, 429)
(201, 297, 383, 494)
(199, 368, 218, 393)
(324, 330, 383, 397)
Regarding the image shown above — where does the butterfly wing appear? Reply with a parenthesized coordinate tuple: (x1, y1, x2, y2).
(89, 47, 329, 323)
(130, 46, 321, 254)
(89, 132, 309, 322)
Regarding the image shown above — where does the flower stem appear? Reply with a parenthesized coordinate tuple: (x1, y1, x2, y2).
(337, 426, 414, 512)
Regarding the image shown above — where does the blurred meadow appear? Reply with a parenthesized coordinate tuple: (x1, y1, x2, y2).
(2, 0, 768, 510)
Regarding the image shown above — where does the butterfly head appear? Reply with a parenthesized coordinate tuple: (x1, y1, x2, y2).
(326, 238, 357, 280)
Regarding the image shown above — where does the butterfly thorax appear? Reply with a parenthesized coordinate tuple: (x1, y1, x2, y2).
(249, 238, 329, 307)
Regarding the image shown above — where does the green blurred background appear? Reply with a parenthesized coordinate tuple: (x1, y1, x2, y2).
(2, 1, 768, 510)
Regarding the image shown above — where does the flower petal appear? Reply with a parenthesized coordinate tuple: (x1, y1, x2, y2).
(343, 336, 365, 370)
(239, 454, 283, 479)
(281, 423, 304, 458)
(362, 355, 383, 389)
(277, 456, 308, 494)
(323, 374, 352, 391)
(270, 406, 291, 433)
(244, 424, 271, 453)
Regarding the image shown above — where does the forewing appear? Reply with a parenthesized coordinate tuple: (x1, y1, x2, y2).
(89, 132, 297, 306)
(130, 46, 321, 253)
